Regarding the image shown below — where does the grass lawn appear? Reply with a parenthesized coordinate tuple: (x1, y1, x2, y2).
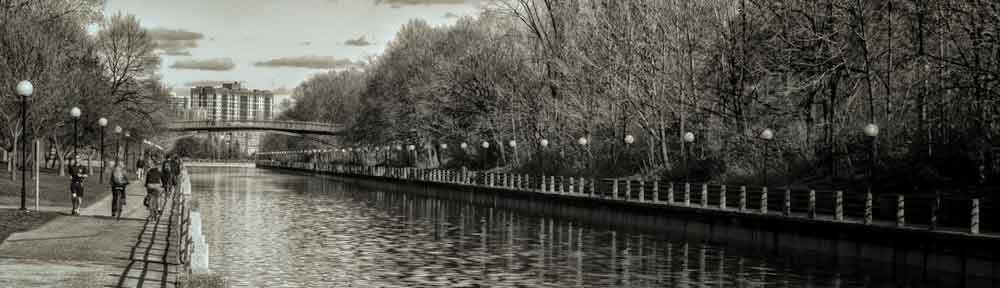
(0, 209, 58, 243)
(0, 166, 118, 209)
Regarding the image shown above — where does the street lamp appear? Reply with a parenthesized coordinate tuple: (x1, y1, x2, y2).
(124, 131, 131, 170)
(578, 136, 590, 176)
(114, 126, 122, 162)
(864, 123, 879, 193)
(624, 135, 635, 174)
(683, 132, 695, 183)
(16, 80, 32, 211)
(407, 144, 416, 166)
(760, 128, 774, 187)
(98, 117, 107, 183)
(508, 140, 517, 165)
(480, 141, 489, 169)
(70, 107, 81, 160)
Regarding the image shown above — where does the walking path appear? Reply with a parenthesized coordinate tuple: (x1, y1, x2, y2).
(0, 181, 185, 288)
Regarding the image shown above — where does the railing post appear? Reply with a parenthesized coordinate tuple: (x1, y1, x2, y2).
(653, 181, 659, 203)
(549, 176, 556, 194)
(560, 176, 566, 194)
(701, 184, 708, 207)
(835, 190, 844, 221)
(719, 185, 727, 209)
(760, 187, 768, 214)
(589, 178, 595, 197)
(541, 176, 547, 193)
(896, 194, 905, 227)
(808, 190, 816, 219)
(667, 182, 674, 204)
(739, 186, 747, 211)
(625, 180, 632, 200)
(864, 192, 873, 225)
(569, 177, 576, 194)
(931, 191, 940, 230)
(783, 189, 791, 216)
(639, 180, 646, 202)
(971, 198, 980, 234)
(612, 179, 619, 199)
(684, 183, 691, 206)
(579, 177, 585, 194)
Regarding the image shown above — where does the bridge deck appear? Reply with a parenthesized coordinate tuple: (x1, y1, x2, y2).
(166, 120, 344, 136)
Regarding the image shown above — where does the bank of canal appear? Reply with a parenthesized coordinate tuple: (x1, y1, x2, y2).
(191, 166, 996, 287)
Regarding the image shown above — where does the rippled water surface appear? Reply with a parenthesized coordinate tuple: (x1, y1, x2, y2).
(190, 167, 981, 287)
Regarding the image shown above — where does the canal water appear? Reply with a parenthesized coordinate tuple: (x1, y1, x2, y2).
(190, 167, 979, 287)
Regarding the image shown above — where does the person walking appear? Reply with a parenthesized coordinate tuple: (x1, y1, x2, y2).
(69, 156, 89, 216)
(144, 156, 164, 219)
(136, 157, 146, 181)
(110, 162, 130, 219)
(161, 156, 176, 198)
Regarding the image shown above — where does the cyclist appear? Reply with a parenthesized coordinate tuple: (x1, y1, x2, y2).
(110, 162, 130, 219)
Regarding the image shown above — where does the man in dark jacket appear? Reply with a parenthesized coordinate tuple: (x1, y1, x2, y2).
(69, 155, 88, 216)
(145, 156, 164, 218)
(161, 156, 176, 197)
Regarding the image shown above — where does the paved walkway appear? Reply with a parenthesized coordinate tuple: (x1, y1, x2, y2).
(0, 182, 185, 288)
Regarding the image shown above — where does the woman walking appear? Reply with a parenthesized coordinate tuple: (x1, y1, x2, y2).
(110, 162, 130, 219)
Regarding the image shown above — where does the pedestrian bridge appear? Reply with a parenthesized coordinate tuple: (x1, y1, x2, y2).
(165, 120, 346, 136)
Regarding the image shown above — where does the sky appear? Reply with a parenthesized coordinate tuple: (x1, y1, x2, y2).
(102, 0, 483, 99)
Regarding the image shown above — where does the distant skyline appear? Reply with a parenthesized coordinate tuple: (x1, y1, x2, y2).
(103, 0, 482, 97)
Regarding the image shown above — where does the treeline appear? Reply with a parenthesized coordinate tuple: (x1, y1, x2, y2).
(265, 0, 1000, 190)
(1, 0, 169, 174)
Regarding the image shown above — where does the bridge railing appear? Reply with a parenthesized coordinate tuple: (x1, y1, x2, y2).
(167, 120, 343, 132)
(255, 160, 993, 237)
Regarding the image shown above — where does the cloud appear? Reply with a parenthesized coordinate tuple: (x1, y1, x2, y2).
(344, 36, 373, 46)
(170, 58, 236, 71)
(253, 56, 363, 69)
(148, 28, 204, 41)
(184, 80, 231, 87)
(148, 28, 205, 56)
(444, 12, 460, 18)
(374, 0, 466, 6)
(161, 49, 192, 56)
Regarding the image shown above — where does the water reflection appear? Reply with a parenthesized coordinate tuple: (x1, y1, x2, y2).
(189, 167, 982, 287)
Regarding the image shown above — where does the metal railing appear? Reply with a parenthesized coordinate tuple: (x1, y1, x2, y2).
(256, 160, 993, 237)
(174, 193, 193, 274)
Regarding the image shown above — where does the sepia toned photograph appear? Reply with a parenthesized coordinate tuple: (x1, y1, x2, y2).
(1, 0, 998, 287)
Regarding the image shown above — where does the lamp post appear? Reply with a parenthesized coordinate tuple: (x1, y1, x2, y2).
(114, 126, 122, 162)
(864, 124, 879, 194)
(683, 132, 695, 183)
(480, 141, 489, 169)
(70, 107, 81, 160)
(624, 134, 634, 174)
(578, 136, 589, 176)
(508, 140, 517, 166)
(16, 80, 33, 211)
(760, 128, 774, 187)
(407, 144, 417, 166)
(540, 139, 549, 173)
(98, 118, 107, 183)
(124, 131, 130, 170)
